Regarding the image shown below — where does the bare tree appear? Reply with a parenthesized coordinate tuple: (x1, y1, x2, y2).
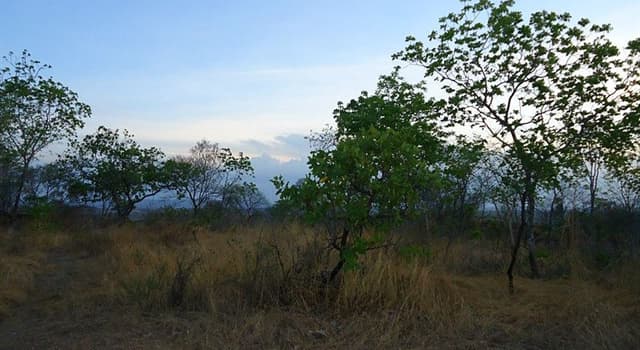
(167, 140, 253, 215)
(226, 183, 269, 222)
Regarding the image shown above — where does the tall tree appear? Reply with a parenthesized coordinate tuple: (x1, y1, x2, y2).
(395, 0, 640, 291)
(0, 50, 90, 217)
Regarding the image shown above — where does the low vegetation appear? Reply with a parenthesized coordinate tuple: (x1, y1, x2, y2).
(1, 214, 639, 349)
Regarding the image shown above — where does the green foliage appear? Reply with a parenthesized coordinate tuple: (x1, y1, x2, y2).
(469, 229, 483, 241)
(342, 234, 386, 270)
(430, 136, 487, 227)
(274, 70, 446, 278)
(24, 197, 59, 232)
(59, 126, 167, 219)
(398, 244, 433, 263)
(0, 50, 90, 215)
(535, 247, 551, 259)
(594, 252, 612, 270)
(121, 262, 171, 311)
(395, 0, 640, 192)
(277, 71, 445, 228)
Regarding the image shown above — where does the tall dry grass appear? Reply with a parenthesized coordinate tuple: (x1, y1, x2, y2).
(1, 221, 639, 348)
(0, 224, 70, 319)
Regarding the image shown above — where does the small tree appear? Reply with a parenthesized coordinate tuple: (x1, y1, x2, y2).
(166, 140, 253, 215)
(439, 136, 486, 252)
(60, 126, 167, 219)
(225, 182, 269, 222)
(274, 71, 446, 281)
(0, 50, 90, 217)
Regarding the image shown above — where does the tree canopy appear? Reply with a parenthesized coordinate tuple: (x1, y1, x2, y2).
(274, 71, 447, 279)
(393, 0, 640, 289)
(59, 126, 167, 219)
(0, 50, 90, 216)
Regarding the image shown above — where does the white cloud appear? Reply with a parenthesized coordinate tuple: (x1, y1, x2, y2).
(250, 153, 309, 203)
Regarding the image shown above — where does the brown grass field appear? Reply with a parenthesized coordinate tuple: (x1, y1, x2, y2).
(1, 221, 639, 349)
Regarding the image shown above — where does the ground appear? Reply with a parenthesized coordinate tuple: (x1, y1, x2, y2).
(1, 223, 639, 349)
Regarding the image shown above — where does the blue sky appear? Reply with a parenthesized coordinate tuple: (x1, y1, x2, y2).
(2, 0, 639, 201)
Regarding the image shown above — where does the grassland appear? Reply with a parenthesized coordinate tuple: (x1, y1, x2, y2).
(1, 220, 639, 349)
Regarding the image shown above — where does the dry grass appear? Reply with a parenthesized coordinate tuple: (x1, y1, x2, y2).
(0, 221, 639, 349)
(0, 225, 70, 319)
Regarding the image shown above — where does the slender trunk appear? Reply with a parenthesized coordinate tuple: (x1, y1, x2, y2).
(458, 184, 467, 234)
(507, 192, 527, 294)
(424, 212, 430, 239)
(115, 200, 134, 223)
(10, 162, 30, 219)
(507, 170, 540, 292)
(526, 192, 540, 279)
(547, 190, 555, 244)
(445, 185, 467, 261)
(329, 227, 351, 282)
(191, 202, 199, 217)
(588, 160, 600, 215)
(329, 259, 345, 283)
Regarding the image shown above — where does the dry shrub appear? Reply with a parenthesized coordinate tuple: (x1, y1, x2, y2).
(439, 239, 508, 275)
(1, 228, 69, 256)
(71, 230, 114, 257)
(0, 232, 43, 319)
(0, 226, 69, 319)
(334, 251, 475, 342)
(0, 254, 40, 319)
(101, 223, 333, 313)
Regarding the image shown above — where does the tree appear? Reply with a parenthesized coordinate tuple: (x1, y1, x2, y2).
(22, 162, 68, 205)
(395, 0, 640, 291)
(0, 50, 90, 217)
(274, 71, 446, 281)
(165, 140, 253, 215)
(60, 126, 167, 219)
(607, 166, 640, 214)
(606, 79, 640, 213)
(439, 136, 486, 253)
(225, 182, 270, 222)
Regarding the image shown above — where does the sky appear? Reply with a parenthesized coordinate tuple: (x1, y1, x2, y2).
(2, 0, 639, 202)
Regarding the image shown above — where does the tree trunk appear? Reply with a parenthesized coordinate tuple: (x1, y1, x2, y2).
(507, 171, 541, 293)
(10, 162, 29, 220)
(328, 259, 345, 283)
(507, 192, 527, 294)
(329, 227, 351, 282)
(526, 192, 540, 279)
(588, 160, 600, 215)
